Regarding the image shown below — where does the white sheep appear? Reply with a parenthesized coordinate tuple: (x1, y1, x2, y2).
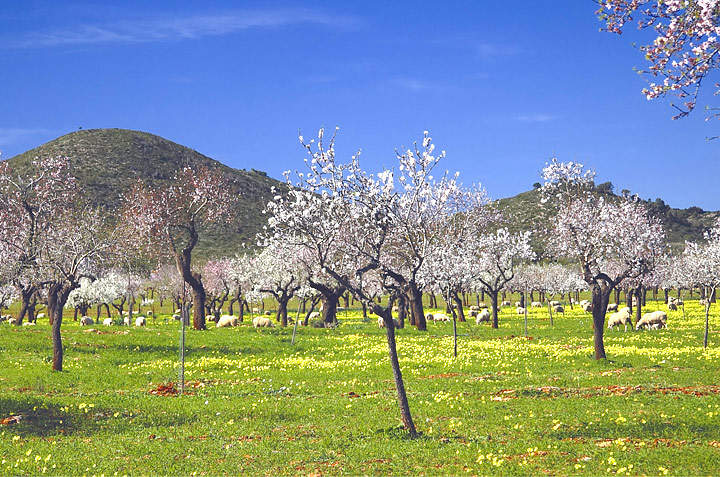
(553, 305, 564, 313)
(469, 309, 479, 318)
(549, 300, 561, 307)
(172, 314, 181, 321)
(475, 309, 491, 324)
(123, 316, 131, 326)
(501, 300, 511, 307)
(514, 301, 521, 307)
(103, 318, 113, 326)
(607, 303, 618, 312)
(668, 302, 678, 311)
(135, 316, 146, 327)
(205, 314, 216, 323)
(469, 305, 479, 311)
(252, 316, 274, 328)
(308, 311, 320, 320)
(216, 315, 238, 328)
(22, 321, 36, 326)
(8, 317, 17, 326)
(531, 301, 542, 308)
(636, 310, 667, 330)
(36, 312, 46, 320)
(516, 306, 526, 315)
(607, 308, 632, 331)
(581, 302, 593, 313)
(429, 313, 451, 322)
(252, 307, 260, 314)
(80, 316, 94, 326)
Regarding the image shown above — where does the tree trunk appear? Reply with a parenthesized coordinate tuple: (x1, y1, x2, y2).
(704, 287, 715, 348)
(239, 299, 245, 322)
(634, 285, 643, 327)
(48, 282, 75, 371)
(277, 298, 289, 326)
(452, 292, 466, 322)
(378, 307, 417, 438)
(489, 290, 499, 329)
(396, 293, 407, 329)
(16, 286, 34, 326)
(591, 284, 611, 360)
(189, 280, 206, 330)
(626, 289, 633, 315)
(408, 282, 426, 331)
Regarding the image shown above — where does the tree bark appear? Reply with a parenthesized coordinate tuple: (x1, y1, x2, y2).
(396, 292, 407, 329)
(48, 282, 75, 371)
(407, 282, 426, 331)
(378, 307, 417, 438)
(489, 289, 499, 329)
(16, 286, 34, 326)
(591, 284, 611, 360)
(452, 292, 466, 322)
(277, 297, 289, 326)
(634, 285, 643, 327)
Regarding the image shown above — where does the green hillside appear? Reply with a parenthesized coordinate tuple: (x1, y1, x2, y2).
(7, 128, 285, 258)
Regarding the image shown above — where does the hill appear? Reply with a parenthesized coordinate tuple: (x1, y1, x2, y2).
(7, 128, 284, 258)
(496, 186, 720, 252)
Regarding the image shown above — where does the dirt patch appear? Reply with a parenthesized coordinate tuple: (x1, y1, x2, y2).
(420, 372, 462, 380)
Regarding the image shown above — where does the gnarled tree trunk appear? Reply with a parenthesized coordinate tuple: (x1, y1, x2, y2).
(407, 282, 426, 331)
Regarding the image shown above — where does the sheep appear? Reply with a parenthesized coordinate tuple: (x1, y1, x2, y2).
(22, 321, 36, 326)
(607, 308, 632, 331)
(205, 314, 216, 323)
(501, 300, 511, 307)
(135, 316, 146, 327)
(103, 318, 113, 326)
(377, 316, 401, 328)
(36, 312, 45, 320)
(308, 311, 320, 320)
(123, 316, 131, 326)
(549, 300, 561, 307)
(514, 301, 521, 307)
(469, 309, 479, 318)
(80, 316, 94, 326)
(606, 303, 618, 312)
(146, 311, 154, 317)
(553, 305, 564, 313)
(174, 309, 181, 314)
(636, 310, 667, 330)
(531, 301, 542, 308)
(469, 305, 479, 312)
(581, 302, 593, 313)
(475, 309, 491, 324)
(8, 317, 17, 326)
(579, 299, 590, 306)
(516, 306, 526, 315)
(172, 314, 181, 321)
(216, 315, 238, 328)
(478, 302, 488, 309)
(428, 313, 451, 322)
(252, 316, 274, 328)
(668, 302, 678, 311)
(619, 306, 630, 314)
(252, 307, 260, 314)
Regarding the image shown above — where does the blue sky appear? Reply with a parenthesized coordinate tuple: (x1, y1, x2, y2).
(2, 1, 719, 209)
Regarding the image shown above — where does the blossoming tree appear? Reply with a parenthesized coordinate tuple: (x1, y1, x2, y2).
(123, 165, 237, 330)
(542, 159, 666, 359)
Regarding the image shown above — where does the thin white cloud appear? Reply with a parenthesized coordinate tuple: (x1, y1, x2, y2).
(9, 9, 359, 48)
(516, 114, 557, 122)
(475, 42, 522, 58)
(0, 128, 52, 147)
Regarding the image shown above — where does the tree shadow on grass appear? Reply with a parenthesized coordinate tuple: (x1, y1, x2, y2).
(0, 396, 80, 437)
(551, 419, 720, 441)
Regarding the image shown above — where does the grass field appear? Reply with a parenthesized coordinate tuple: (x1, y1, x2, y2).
(1, 299, 720, 475)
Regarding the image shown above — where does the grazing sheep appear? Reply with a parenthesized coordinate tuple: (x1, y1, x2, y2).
(475, 309, 491, 324)
(668, 302, 678, 311)
(123, 316, 130, 326)
(252, 316, 274, 328)
(264, 311, 272, 316)
(501, 300, 511, 307)
(252, 307, 260, 314)
(377, 316, 401, 328)
(607, 303, 618, 312)
(102, 318, 113, 326)
(478, 302, 488, 309)
(429, 313, 451, 322)
(216, 315, 238, 328)
(308, 311, 320, 320)
(22, 321, 35, 326)
(80, 316, 94, 326)
(135, 316, 146, 327)
(469, 309, 479, 318)
(581, 302, 593, 313)
(514, 301, 521, 308)
(619, 306, 630, 314)
(636, 310, 667, 330)
(549, 300, 561, 307)
(553, 305, 564, 313)
(174, 309, 181, 314)
(8, 317, 17, 326)
(516, 306, 526, 315)
(607, 308, 632, 331)
(172, 314, 181, 321)
(531, 301, 542, 308)
(579, 299, 590, 306)
(36, 312, 45, 320)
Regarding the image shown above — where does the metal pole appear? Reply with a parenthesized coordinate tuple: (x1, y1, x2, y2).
(179, 281, 186, 395)
(291, 303, 301, 345)
(524, 288, 528, 337)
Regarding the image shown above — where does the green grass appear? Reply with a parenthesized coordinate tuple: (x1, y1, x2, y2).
(1, 299, 720, 475)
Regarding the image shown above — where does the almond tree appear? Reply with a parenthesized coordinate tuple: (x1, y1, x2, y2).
(203, 258, 233, 320)
(683, 222, 720, 348)
(123, 166, 237, 330)
(542, 159, 666, 359)
(0, 156, 76, 325)
(264, 128, 463, 437)
(475, 228, 535, 328)
(597, 0, 720, 124)
(253, 241, 306, 326)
